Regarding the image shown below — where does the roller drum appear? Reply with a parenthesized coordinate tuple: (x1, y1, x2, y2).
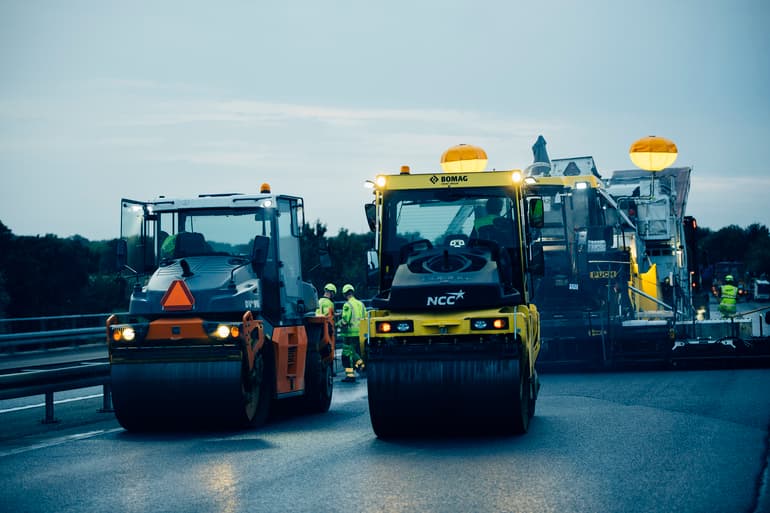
(367, 357, 525, 436)
(111, 360, 248, 430)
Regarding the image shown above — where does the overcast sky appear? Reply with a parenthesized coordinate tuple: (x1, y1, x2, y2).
(1, 0, 769, 240)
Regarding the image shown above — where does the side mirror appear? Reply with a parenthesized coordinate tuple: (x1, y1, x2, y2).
(251, 235, 270, 274)
(319, 248, 332, 269)
(366, 249, 379, 287)
(365, 203, 377, 232)
(116, 239, 128, 271)
(528, 198, 544, 228)
(367, 249, 379, 271)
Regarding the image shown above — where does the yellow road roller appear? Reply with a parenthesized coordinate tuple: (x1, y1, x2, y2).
(361, 145, 544, 437)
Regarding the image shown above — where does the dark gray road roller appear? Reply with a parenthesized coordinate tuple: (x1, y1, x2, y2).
(107, 186, 334, 430)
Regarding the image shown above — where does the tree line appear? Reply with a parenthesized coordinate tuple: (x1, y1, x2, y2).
(0, 220, 372, 319)
(0, 218, 768, 319)
(697, 223, 770, 277)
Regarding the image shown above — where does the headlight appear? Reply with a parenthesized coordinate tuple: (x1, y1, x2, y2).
(111, 325, 137, 342)
(470, 318, 509, 330)
(213, 324, 240, 340)
(376, 320, 413, 333)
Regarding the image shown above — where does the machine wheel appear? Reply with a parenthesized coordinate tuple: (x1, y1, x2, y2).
(504, 357, 530, 435)
(528, 369, 539, 419)
(242, 347, 273, 427)
(304, 350, 333, 413)
(368, 399, 403, 439)
(114, 406, 147, 432)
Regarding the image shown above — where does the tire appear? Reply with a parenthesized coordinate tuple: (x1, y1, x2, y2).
(304, 349, 333, 413)
(243, 346, 273, 428)
(368, 396, 404, 439)
(115, 409, 147, 432)
(504, 357, 530, 435)
(528, 368, 539, 419)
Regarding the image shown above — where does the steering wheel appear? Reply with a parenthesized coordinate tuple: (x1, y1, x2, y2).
(421, 252, 473, 273)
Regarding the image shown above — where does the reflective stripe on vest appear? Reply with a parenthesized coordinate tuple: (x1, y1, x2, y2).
(721, 284, 738, 305)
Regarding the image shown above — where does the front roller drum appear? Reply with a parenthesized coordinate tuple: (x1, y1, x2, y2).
(111, 358, 269, 430)
(367, 357, 531, 437)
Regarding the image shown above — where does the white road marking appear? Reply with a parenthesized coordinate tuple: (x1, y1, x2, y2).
(0, 428, 123, 458)
(0, 393, 104, 414)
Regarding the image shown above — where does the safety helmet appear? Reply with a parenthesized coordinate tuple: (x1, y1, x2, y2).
(342, 283, 355, 295)
(323, 283, 337, 294)
(725, 275, 734, 283)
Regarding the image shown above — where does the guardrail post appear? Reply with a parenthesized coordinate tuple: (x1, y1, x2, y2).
(42, 392, 59, 424)
(99, 384, 114, 413)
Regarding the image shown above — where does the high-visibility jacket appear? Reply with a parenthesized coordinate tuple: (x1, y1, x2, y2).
(474, 214, 499, 230)
(720, 284, 738, 312)
(341, 296, 366, 337)
(316, 297, 334, 316)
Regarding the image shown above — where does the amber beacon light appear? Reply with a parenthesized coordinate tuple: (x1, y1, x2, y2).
(628, 135, 678, 172)
(440, 144, 488, 173)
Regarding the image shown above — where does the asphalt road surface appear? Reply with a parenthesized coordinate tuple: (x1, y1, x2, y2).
(1, 368, 769, 513)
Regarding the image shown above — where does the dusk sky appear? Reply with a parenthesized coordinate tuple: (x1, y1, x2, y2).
(1, 1, 769, 240)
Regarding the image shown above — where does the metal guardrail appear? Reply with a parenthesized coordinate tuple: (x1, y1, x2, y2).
(0, 313, 118, 423)
(0, 363, 112, 423)
(0, 327, 106, 352)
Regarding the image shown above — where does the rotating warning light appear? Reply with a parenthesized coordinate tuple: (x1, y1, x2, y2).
(260, 182, 271, 193)
(629, 136, 678, 171)
(440, 144, 488, 173)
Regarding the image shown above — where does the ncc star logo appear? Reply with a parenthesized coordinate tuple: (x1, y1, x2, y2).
(426, 289, 465, 306)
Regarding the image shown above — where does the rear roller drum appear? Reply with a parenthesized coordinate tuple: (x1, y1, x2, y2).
(367, 357, 531, 437)
(304, 350, 333, 413)
(241, 348, 273, 427)
(111, 360, 246, 431)
(501, 357, 530, 435)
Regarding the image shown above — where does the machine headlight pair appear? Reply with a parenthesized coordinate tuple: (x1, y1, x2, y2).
(375, 320, 414, 334)
(470, 318, 509, 330)
(111, 326, 136, 342)
(110, 324, 147, 343)
(213, 324, 241, 340)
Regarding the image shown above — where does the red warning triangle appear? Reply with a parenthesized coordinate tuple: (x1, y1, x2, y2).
(161, 280, 195, 311)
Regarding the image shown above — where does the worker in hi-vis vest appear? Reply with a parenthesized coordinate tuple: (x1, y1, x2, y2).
(719, 275, 738, 318)
(339, 284, 366, 382)
(316, 283, 336, 317)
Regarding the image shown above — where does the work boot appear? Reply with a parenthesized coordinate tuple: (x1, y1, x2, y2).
(342, 368, 356, 382)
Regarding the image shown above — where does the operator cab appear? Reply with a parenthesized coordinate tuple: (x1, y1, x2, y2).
(117, 192, 313, 323)
(379, 187, 522, 290)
